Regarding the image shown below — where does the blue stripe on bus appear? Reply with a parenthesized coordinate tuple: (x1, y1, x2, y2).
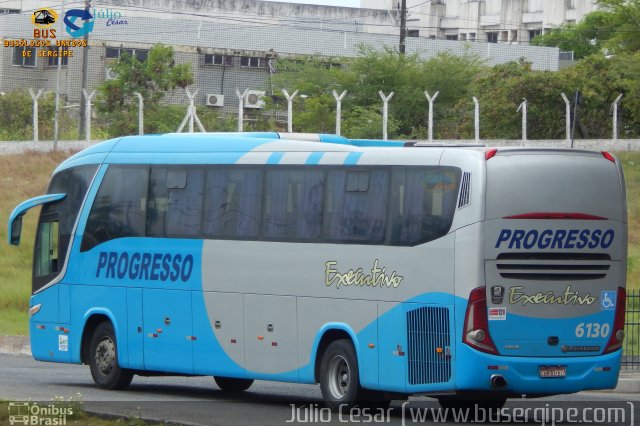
(344, 152, 363, 165)
(305, 152, 324, 165)
(267, 152, 285, 165)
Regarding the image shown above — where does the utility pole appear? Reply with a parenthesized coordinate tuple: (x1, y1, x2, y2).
(399, 0, 407, 54)
(79, 0, 91, 138)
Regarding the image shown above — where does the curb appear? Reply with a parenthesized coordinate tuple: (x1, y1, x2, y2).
(0, 335, 30, 355)
(608, 377, 640, 394)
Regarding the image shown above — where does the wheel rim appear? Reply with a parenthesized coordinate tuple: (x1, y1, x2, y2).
(94, 336, 116, 376)
(327, 355, 350, 399)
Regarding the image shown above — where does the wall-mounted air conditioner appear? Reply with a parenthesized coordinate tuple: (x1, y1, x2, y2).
(206, 93, 224, 107)
(244, 90, 265, 109)
(105, 68, 118, 80)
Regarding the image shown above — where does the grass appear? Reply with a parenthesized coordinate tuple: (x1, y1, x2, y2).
(0, 151, 72, 336)
(1, 150, 640, 336)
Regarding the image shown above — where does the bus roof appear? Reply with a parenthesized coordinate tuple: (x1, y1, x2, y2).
(53, 132, 612, 174)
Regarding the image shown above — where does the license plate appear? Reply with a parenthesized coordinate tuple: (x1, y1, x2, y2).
(539, 365, 567, 378)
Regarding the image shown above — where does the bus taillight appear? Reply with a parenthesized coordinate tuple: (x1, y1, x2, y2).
(602, 151, 616, 163)
(463, 287, 498, 355)
(603, 287, 626, 354)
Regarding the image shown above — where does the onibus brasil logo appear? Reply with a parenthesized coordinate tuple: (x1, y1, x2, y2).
(8, 402, 74, 425)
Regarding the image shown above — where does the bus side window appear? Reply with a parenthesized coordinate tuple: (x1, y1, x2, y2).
(81, 166, 149, 251)
(324, 169, 388, 243)
(389, 167, 460, 245)
(263, 169, 324, 240)
(33, 165, 97, 292)
(202, 168, 262, 239)
(35, 217, 59, 278)
(148, 167, 204, 238)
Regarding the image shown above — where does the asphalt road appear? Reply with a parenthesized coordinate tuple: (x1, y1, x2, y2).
(2, 353, 640, 426)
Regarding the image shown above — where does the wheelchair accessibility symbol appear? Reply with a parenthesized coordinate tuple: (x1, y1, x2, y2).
(601, 291, 616, 310)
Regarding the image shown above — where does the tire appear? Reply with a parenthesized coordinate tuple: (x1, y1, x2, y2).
(214, 376, 254, 392)
(88, 321, 133, 390)
(319, 339, 364, 411)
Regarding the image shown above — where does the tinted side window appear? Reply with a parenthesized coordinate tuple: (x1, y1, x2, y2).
(34, 165, 97, 292)
(389, 167, 460, 245)
(202, 168, 262, 238)
(324, 169, 389, 243)
(263, 168, 324, 240)
(147, 167, 205, 237)
(81, 166, 148, 251)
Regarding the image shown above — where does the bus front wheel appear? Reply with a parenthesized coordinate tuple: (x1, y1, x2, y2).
(88, 321, 133, 390)
(319, 339, 363, 411)
(214, 376, 254, 392)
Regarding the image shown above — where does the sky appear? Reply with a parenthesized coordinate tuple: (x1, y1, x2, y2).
(263, 0, 362, 7)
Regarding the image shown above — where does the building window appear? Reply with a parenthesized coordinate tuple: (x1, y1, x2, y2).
(487, 32, 498, 43)
(469, 33, 476, 41)
(528, 29, 542, 42)
(240, 57, 263, 68)
(446, 35, 458, 41)
(407, 29, 419, 37)
(12, 46, 36, 67)
(105, 47, 149, 62)
(105, 47, 119, 59)
(204, 54, 232, 66)
(46, 46, 70, 67)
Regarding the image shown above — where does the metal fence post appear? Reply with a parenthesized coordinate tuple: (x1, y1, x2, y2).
(177, 89, 205, 133)
(82, 89, 96, 144)
(613, 94, 623, 141)
(235, 88, 248, 132)
(379, 91, 394, 140)
(134, 92, 144, 136)
(332, 90, 347, 136)
(561, 93, 571, 144)
(472, 96, 480, 143)
(282, 89, 299, 133)
(28, 89, 44, 143)
(517, 98, 527, 145)
(424, 91, 439, 143)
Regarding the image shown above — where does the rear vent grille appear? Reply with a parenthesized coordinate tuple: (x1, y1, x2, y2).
(407, 306, 451, 385)
(496, 253, 611, 280)
(458, 172, 471, 208)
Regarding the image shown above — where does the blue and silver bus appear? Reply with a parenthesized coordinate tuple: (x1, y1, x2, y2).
(8, 132, 627, 409)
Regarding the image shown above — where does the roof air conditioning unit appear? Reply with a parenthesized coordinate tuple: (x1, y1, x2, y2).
(244, 90, 265, 109)
(105, 68, 118, 80)
(206, 94, 224, 107)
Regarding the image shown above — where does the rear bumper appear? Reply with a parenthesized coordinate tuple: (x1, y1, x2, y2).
(454, 344, 621, 395)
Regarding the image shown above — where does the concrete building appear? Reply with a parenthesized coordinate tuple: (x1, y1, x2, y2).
(361, 0, 598, 43)
(0, 0, 561, 114)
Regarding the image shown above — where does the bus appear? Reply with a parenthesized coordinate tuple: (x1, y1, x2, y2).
(8, 132, 627, 410)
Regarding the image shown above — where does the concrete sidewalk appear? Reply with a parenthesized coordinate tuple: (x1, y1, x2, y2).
(2, 334, 638, 393)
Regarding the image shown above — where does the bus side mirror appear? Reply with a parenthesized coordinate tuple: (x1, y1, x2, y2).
(10, 216, 23, 246)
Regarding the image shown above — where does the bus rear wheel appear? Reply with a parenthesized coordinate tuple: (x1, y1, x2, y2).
(88, 321, 133, 390)
(214, 376, 254, 392)
(319, 339, 364, 411)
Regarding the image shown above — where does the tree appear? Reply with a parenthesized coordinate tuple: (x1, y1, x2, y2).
(97, 44, 193, 136)
(270, 46, 481, 139)
(596, 0, 640, 54)
(531, 11, 618, 59)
